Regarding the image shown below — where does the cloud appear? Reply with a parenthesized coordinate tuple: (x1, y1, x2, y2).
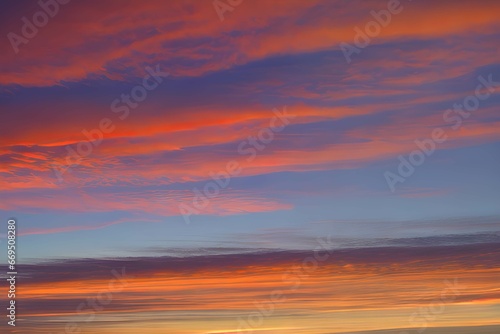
(8, 241, 500, 333)
(1, 0, 499, 86)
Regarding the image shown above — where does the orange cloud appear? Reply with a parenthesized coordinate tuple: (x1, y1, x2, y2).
(15, 244, 500, 333)
(1, 0, 499, 86)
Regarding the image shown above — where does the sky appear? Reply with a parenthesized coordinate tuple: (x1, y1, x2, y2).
(0, 0, 499, 333)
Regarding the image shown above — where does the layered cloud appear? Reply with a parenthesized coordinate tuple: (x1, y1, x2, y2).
(1, 0, 500, 86)
(4, 240, 499, 333)
(1, 2, 499, 333)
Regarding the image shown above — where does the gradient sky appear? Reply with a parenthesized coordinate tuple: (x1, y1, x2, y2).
(0, 0, 499, 333)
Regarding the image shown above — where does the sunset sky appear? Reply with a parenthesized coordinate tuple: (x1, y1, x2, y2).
(0, 0, 499, 333)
